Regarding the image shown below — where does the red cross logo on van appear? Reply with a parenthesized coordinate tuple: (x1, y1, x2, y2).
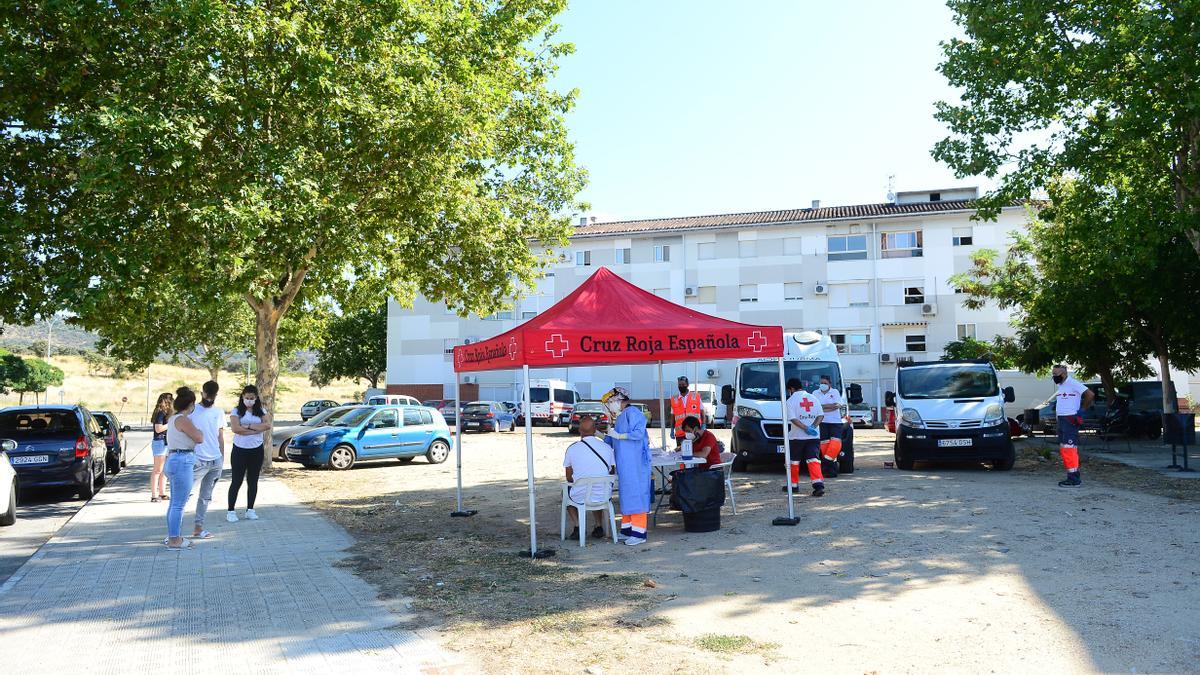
(508, 337, 519, 360)
(747, 330, 767, 353)
(545, 334, 569, 358)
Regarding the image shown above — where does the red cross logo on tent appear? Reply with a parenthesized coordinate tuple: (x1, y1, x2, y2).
(545, 334, 569, 359)
(507, 337, 519, 360)
(747, 330, 767, 353)
(454, 348, 464, 366)
(800, 398, 814, 412)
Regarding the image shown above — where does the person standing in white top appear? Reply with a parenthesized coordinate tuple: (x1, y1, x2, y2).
(228, 384, 272, 522)
(1052, 364, 1094, 488)
(189, 380, 227, 538)
(164, 387, 204, 550)
(785, 377, 826, 497)
(815, 374, 843, 476)
(563, 417, 614, 540)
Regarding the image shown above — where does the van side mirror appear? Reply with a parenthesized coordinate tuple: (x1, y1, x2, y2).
(1003, 386, 1015, 403)
(847, 383, 863, 405)
(884, 391, 896, 408)
(720, 385, 734, 406)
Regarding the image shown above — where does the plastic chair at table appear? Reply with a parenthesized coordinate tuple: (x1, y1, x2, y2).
(708, 452, 738, 515)
(559, 476, 618, 547)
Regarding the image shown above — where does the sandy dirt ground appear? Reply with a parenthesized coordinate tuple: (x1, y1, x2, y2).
(278, 427, 1200, 674)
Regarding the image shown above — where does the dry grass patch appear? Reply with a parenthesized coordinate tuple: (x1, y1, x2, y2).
(1015, 439, 1200, 502)
(693, 633, 779, 655)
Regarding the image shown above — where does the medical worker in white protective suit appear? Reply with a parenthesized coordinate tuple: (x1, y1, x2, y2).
(602, 386, 652, 545)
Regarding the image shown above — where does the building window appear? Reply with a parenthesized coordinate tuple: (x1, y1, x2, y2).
(697, 242, 716, 260)
(521, 311, 537, 319)
(828, 234, 868, 261)
(575, 250, 591, 266)
(903, 286, 925, 304)
(654, 288, 670, 298)
(930, 192, 941, 202)
(783, 237, 802, 256)
(830, 282, 869, 308)
(831, 333, 870, 355)
(739, 240, 757, 258)
(616, 247, 631, 264)
(784, 283, 803, 301)
(952, 227, 973, 246)
(484, 310, 513, 321)
(739, 284, 758, 303)
(881, 231, 923, 258)
(654, 245, 670, 262)
(698, 286, 716, 303)
(957, 323, 977, 339)
(905, 334, 927, 352)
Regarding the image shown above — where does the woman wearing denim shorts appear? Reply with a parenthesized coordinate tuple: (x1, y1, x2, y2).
(149, 392, 173, 502)
(164, 387, 204, 550)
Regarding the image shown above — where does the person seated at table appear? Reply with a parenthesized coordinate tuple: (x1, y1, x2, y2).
(680, 416, 721, 469)
(563, 416, 615, 540)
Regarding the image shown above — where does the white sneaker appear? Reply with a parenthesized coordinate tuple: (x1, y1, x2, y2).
(245, 509, 259, 520)
(226, 511, 238, 523)
(624, 537, 646, 546)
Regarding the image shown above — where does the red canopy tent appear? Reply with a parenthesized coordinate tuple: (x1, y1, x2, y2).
(451, 267, 795, 556)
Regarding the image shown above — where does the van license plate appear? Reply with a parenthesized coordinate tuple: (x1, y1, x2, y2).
(776, 444, 785, 454)
(937, 438, 972, 448)
(11, 455, 50, 465)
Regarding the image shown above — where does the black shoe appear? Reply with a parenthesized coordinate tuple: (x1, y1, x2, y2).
(569, 526, 580, 539)
(591, 526, 605, 539)
(811, 483, 825, 497)
(782, 484, 799, 492)
(1058, 474, 1082, 488)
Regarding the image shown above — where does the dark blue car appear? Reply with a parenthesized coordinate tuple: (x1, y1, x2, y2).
(92, 410, 130, 475)
(0, 405, 109, 499)
(460, 401, 516, 433)
(285, 405, 453, 470)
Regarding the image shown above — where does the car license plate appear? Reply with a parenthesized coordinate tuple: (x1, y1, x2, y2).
(776, 444, 785, 454)
(11, 455, 50, 465)
(937, 438, 972, 448)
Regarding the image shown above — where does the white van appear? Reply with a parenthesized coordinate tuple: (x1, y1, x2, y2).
(366, 394, 421, 406)
(721, 331, 862, 472)
(692, 383, 718, 427)
(885, 359, 1016, 471)
(526, 379, 581, 426)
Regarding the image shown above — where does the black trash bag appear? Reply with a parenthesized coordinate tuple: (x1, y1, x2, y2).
(669, 467, 726, 513)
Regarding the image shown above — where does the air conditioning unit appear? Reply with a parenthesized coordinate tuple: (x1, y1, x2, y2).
(706, 368, 721, 379)
(814, 283, 828, 295)
(879, 353, 893, 363)
(462, 375, 477, 384)
(684, 286, 698, 297)
(922, 303, 938, 316)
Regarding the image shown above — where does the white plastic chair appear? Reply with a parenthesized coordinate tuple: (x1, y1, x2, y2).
(709, 451, 738, 515)
(560, 476, 618, 547)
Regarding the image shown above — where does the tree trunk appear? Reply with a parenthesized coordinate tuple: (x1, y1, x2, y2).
(1145, 331, 1176, 416)
(253, 304, 282, 471)
(1096, 366, 1119, 405)
(208, 365, 221, 383)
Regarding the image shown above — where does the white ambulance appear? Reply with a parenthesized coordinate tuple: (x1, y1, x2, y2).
(525, 378, 581, 426)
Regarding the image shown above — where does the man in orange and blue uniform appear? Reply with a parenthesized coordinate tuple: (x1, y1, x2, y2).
(671, 376, 704, 447)
(1053, 364, 1094, 488)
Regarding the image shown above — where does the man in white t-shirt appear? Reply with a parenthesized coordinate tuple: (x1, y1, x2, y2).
(563, 416, 615, 540)
(1052, 364, 1094, 488)
(815, 374, 843, 476)
(189, 380, 227, 537)
(785, 377, 825, 497)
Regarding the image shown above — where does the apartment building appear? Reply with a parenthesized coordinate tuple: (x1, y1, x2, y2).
(385, 187, 1030, 411)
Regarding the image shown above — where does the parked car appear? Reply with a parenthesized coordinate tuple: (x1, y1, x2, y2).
(285, 405, 452, 470)
(460, 401, 516, 433)
(273, 405, 364, 459)
(1, 438, 17, 526)
(1021, 380, 1177, 439)
(300, 399, 340, 421)
(91, 410, 130, 474)
(629, 403, 654, 427)
(568, 401, 611, 434)
(848, 404, 873, 428)
(422, 399, 459, 426)
(366, 394, 421, 406)
(0, 405, 109, 499)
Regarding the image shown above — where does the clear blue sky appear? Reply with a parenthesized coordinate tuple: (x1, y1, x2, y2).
(553, 1, 989, 221)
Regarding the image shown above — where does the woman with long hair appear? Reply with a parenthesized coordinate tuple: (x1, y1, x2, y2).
(227, 384, 271, 522)
(164, 387, 204, 550)
(149, 392, 174, 502)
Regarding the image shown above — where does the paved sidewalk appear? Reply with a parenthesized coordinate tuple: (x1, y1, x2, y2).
(0, 445, 465, 674)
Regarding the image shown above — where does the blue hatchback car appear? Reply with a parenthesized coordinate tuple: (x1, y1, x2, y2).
(285, 405, 453, 470)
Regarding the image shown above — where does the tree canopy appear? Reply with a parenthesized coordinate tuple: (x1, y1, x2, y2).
(310, 305, 387, 389)
(0, 1, 586, 417)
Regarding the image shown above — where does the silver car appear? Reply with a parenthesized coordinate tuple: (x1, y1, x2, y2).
(273, 405, 364, 459)
(300, 399, 339, 421)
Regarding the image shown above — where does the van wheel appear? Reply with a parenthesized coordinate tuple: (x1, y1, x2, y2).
(731, 450, 749, 472)
(992, 444, 1016, 471)
(894, 441, 915, 471)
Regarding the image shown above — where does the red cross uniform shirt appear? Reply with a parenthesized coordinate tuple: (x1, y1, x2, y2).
(1055, 377, 1090, 416)
(786, 390, 822, 440)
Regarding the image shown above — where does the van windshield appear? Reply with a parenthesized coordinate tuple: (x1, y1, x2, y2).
(529, 388, 550, 403)
(738, 361, 842, 400)
(899, 365, 998, 399)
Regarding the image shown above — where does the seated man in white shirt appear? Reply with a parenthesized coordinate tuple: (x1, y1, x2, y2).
(563, 416, 615, 540)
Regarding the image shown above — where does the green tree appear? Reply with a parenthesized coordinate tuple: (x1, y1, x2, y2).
(310, 306, 387, 389)
(0, 348, 23, 395)
(0, 1, 585, 416)
(934, 1, 1200, 255)
(9, 356, 64, 404)
(940, 336, 1019, 369)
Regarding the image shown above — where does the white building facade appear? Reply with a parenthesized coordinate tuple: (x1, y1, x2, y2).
(386, 188, 1031, 412)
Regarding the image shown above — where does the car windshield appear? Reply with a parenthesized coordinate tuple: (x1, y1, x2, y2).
(329, 408, 373, 427)
(422, 400, 442, 407)
(574, 403, 606, 413)
(0, 410, 82, 438)
(464, 404, 492, 414)
(305, 406, 355, 427)
(898, 365, 998, 399)
(528, 388, 550, 403)
(738, 361, 843, 400)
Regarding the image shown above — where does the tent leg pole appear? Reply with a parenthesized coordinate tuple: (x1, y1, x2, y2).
(658, 361, 667, 450)
(774, 355, 799, 526)
(519, 364, 549, 558)
(451, 375, 475, 517)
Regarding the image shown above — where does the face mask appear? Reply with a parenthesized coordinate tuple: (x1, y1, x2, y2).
(678, 386, 688, 395)
(819, 384, 830, 393)
(606, 399, 622, 415)
(243, 398, 256, 407)
(1052, 375, 1064, 385)
(684, 431, 696, 441)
